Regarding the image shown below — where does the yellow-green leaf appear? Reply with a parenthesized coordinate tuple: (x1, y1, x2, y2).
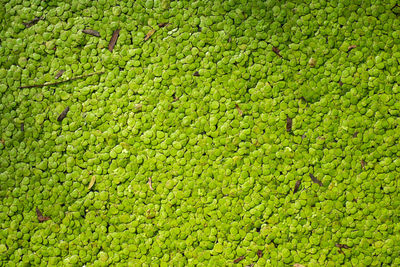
(88, 176, 96, 190)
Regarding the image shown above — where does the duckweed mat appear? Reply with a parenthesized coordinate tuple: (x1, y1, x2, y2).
(1, 0, 400, 266)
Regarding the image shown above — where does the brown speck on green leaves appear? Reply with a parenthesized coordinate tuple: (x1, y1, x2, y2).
(308, 57, 317, 67)
(257, 250, 263, 258)
(36, 207, 51, 222)
(146, 209, 156, 219)
(347, 45, 357, 52)
(361, 159, 366, 169)
(23, 17, 42, 28)
(235, 104, 243, 116)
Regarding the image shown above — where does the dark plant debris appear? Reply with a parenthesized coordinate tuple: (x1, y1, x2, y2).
(336, 243, 350, 254)
(158, 22, 170, 28)
(108, 29, 120, 52)
(36, 207, 51, 222)
(144, 29, 156, 41)
(233, 256, 245, 264)
(82, 29, 100, 37)
(57, 107, 70, 122)
(347, 45, 357, 52)
(361, 159, 366, 169)
(23, 17, 42, 28)
(286, 116, 292, 132)
(257, 250, 263, 258)
(272, 46, 282, 58)
(309, 173, 323, 186)
(293, 180, 301, 194)
(55, 70, 65, 80)
(235, 104, 243, 116)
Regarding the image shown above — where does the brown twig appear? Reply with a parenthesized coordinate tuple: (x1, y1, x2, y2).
(108, 29, 120, 51)
(309, 173, 323, 186)
(83, 29, 100, 37)
(233, 256, 245, 264)
(272, 46, 282, 58)
(293, 180, 301, 194)
(144, 29, 156, 41)
(57, 107, 70, 122)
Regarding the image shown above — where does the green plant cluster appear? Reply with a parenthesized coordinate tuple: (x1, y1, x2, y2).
(1, 0, 400, 266)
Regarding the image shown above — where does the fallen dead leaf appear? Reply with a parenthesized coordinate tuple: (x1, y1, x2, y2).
(347, 45, 357, 52)
(158, 22, 170, 28)
(36, 207, 51, 222)
(148, 177, 154, 190)
(108, 29, 120, 52)
(57, 106, 70, 122)
(88, 176, 96, 190)
(293, 180, 301, 194)
(144, 29, 156, 41)
(82, 29, 100, 37)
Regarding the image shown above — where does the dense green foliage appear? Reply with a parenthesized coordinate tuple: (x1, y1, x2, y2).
(1, 0, 400, 266)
